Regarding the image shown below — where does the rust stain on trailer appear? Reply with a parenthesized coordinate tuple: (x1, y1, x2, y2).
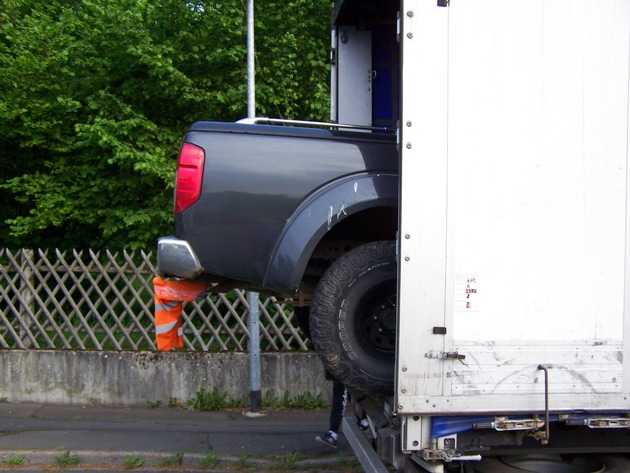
(553, 365, 598, 393)
(489, 366, 537, 394)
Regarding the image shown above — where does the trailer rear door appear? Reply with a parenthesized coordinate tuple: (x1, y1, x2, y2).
(397, 0, 630, 415)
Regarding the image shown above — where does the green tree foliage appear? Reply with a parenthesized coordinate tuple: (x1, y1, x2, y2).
(0, 0, 331, 249)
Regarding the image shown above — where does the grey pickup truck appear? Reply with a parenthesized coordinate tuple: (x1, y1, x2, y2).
(158, 119, 398, 394)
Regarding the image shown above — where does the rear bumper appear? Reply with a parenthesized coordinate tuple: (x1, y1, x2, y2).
(157, 236, 204, 279)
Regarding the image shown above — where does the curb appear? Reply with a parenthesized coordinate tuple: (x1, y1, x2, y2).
(0, 449, 356, 469)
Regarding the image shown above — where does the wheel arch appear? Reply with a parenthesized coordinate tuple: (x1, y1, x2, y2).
(262, 172, 398, 293)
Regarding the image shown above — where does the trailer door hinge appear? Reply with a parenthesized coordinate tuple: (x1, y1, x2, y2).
(474, 417, 545, 432)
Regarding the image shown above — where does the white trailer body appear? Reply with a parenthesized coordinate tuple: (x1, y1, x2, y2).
(397, 0, 630, 431)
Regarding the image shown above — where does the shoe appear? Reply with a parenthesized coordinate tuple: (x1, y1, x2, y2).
(315, 430, 338, 449)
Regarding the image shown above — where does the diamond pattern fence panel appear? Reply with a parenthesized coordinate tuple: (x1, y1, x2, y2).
(0, 249, 309, 352)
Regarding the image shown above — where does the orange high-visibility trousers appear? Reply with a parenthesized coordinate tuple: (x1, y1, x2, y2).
(153, 277, 208, 351)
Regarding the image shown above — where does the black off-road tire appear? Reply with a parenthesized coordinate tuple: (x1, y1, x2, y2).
(310, 241, 397, 395)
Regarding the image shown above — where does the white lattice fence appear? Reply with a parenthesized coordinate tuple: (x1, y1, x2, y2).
(0, 249, 309, 352)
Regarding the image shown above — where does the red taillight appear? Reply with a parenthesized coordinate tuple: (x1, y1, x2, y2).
(175, 143, 205, 213)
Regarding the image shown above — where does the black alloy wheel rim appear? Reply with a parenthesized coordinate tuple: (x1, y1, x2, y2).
(356, 280, 397, 357)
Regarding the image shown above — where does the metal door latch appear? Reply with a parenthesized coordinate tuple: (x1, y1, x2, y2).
(425, 351, 466, 361)
(443, 352, 466, 361)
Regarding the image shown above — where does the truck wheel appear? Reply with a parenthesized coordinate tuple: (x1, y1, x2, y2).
(310, 241, 396, 395)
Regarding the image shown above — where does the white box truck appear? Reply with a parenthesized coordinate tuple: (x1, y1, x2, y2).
(332, 0, 630, 471)
(161, 0, 630, 470)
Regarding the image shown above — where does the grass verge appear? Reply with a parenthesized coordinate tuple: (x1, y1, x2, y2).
(187, 389, 244, 411)
(200, 452, 219, 469)
(122, 454, 144, 469)
(188, 389, 328, 412)
(2, 454, 25, 466)
(271, 452, 301, 470)
(54, 451, 80, 467)
(263, 392, 328, 410)
(158, 452, 184, 467)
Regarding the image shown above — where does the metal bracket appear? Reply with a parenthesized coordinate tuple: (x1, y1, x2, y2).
(401, 414, 425, 451)
(411, 455, 445, 473)
(421, 449, 482, 463)
(437, 0, 450, 6)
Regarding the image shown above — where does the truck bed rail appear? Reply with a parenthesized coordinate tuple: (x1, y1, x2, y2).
(237, 117, 394, 134)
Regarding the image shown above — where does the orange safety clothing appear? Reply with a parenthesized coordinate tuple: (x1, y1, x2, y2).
(153, 277, 208, 351)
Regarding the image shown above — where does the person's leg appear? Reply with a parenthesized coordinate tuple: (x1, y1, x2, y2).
(293, 306, 311, 340)
(329, 379, 346, 434)
(316, 379, 346, 449)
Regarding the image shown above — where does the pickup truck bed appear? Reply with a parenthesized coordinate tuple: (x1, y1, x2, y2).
(159, 122, 398, 295)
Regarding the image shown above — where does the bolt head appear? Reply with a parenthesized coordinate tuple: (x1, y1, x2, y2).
(406, 142, 412, 149)
(407, 10, 414, 17)
(402, 367, 407, 372)
(407, 32, 414, 39)
(404, 234, 410, 239)
(404, 256, 410, 262)
(406, 121, 412, 127)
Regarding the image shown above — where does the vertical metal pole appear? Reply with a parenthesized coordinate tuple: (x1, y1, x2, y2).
(246, 0, 262, 414)
(247, 291, 262, 412)
(247, 0, 255, 120)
